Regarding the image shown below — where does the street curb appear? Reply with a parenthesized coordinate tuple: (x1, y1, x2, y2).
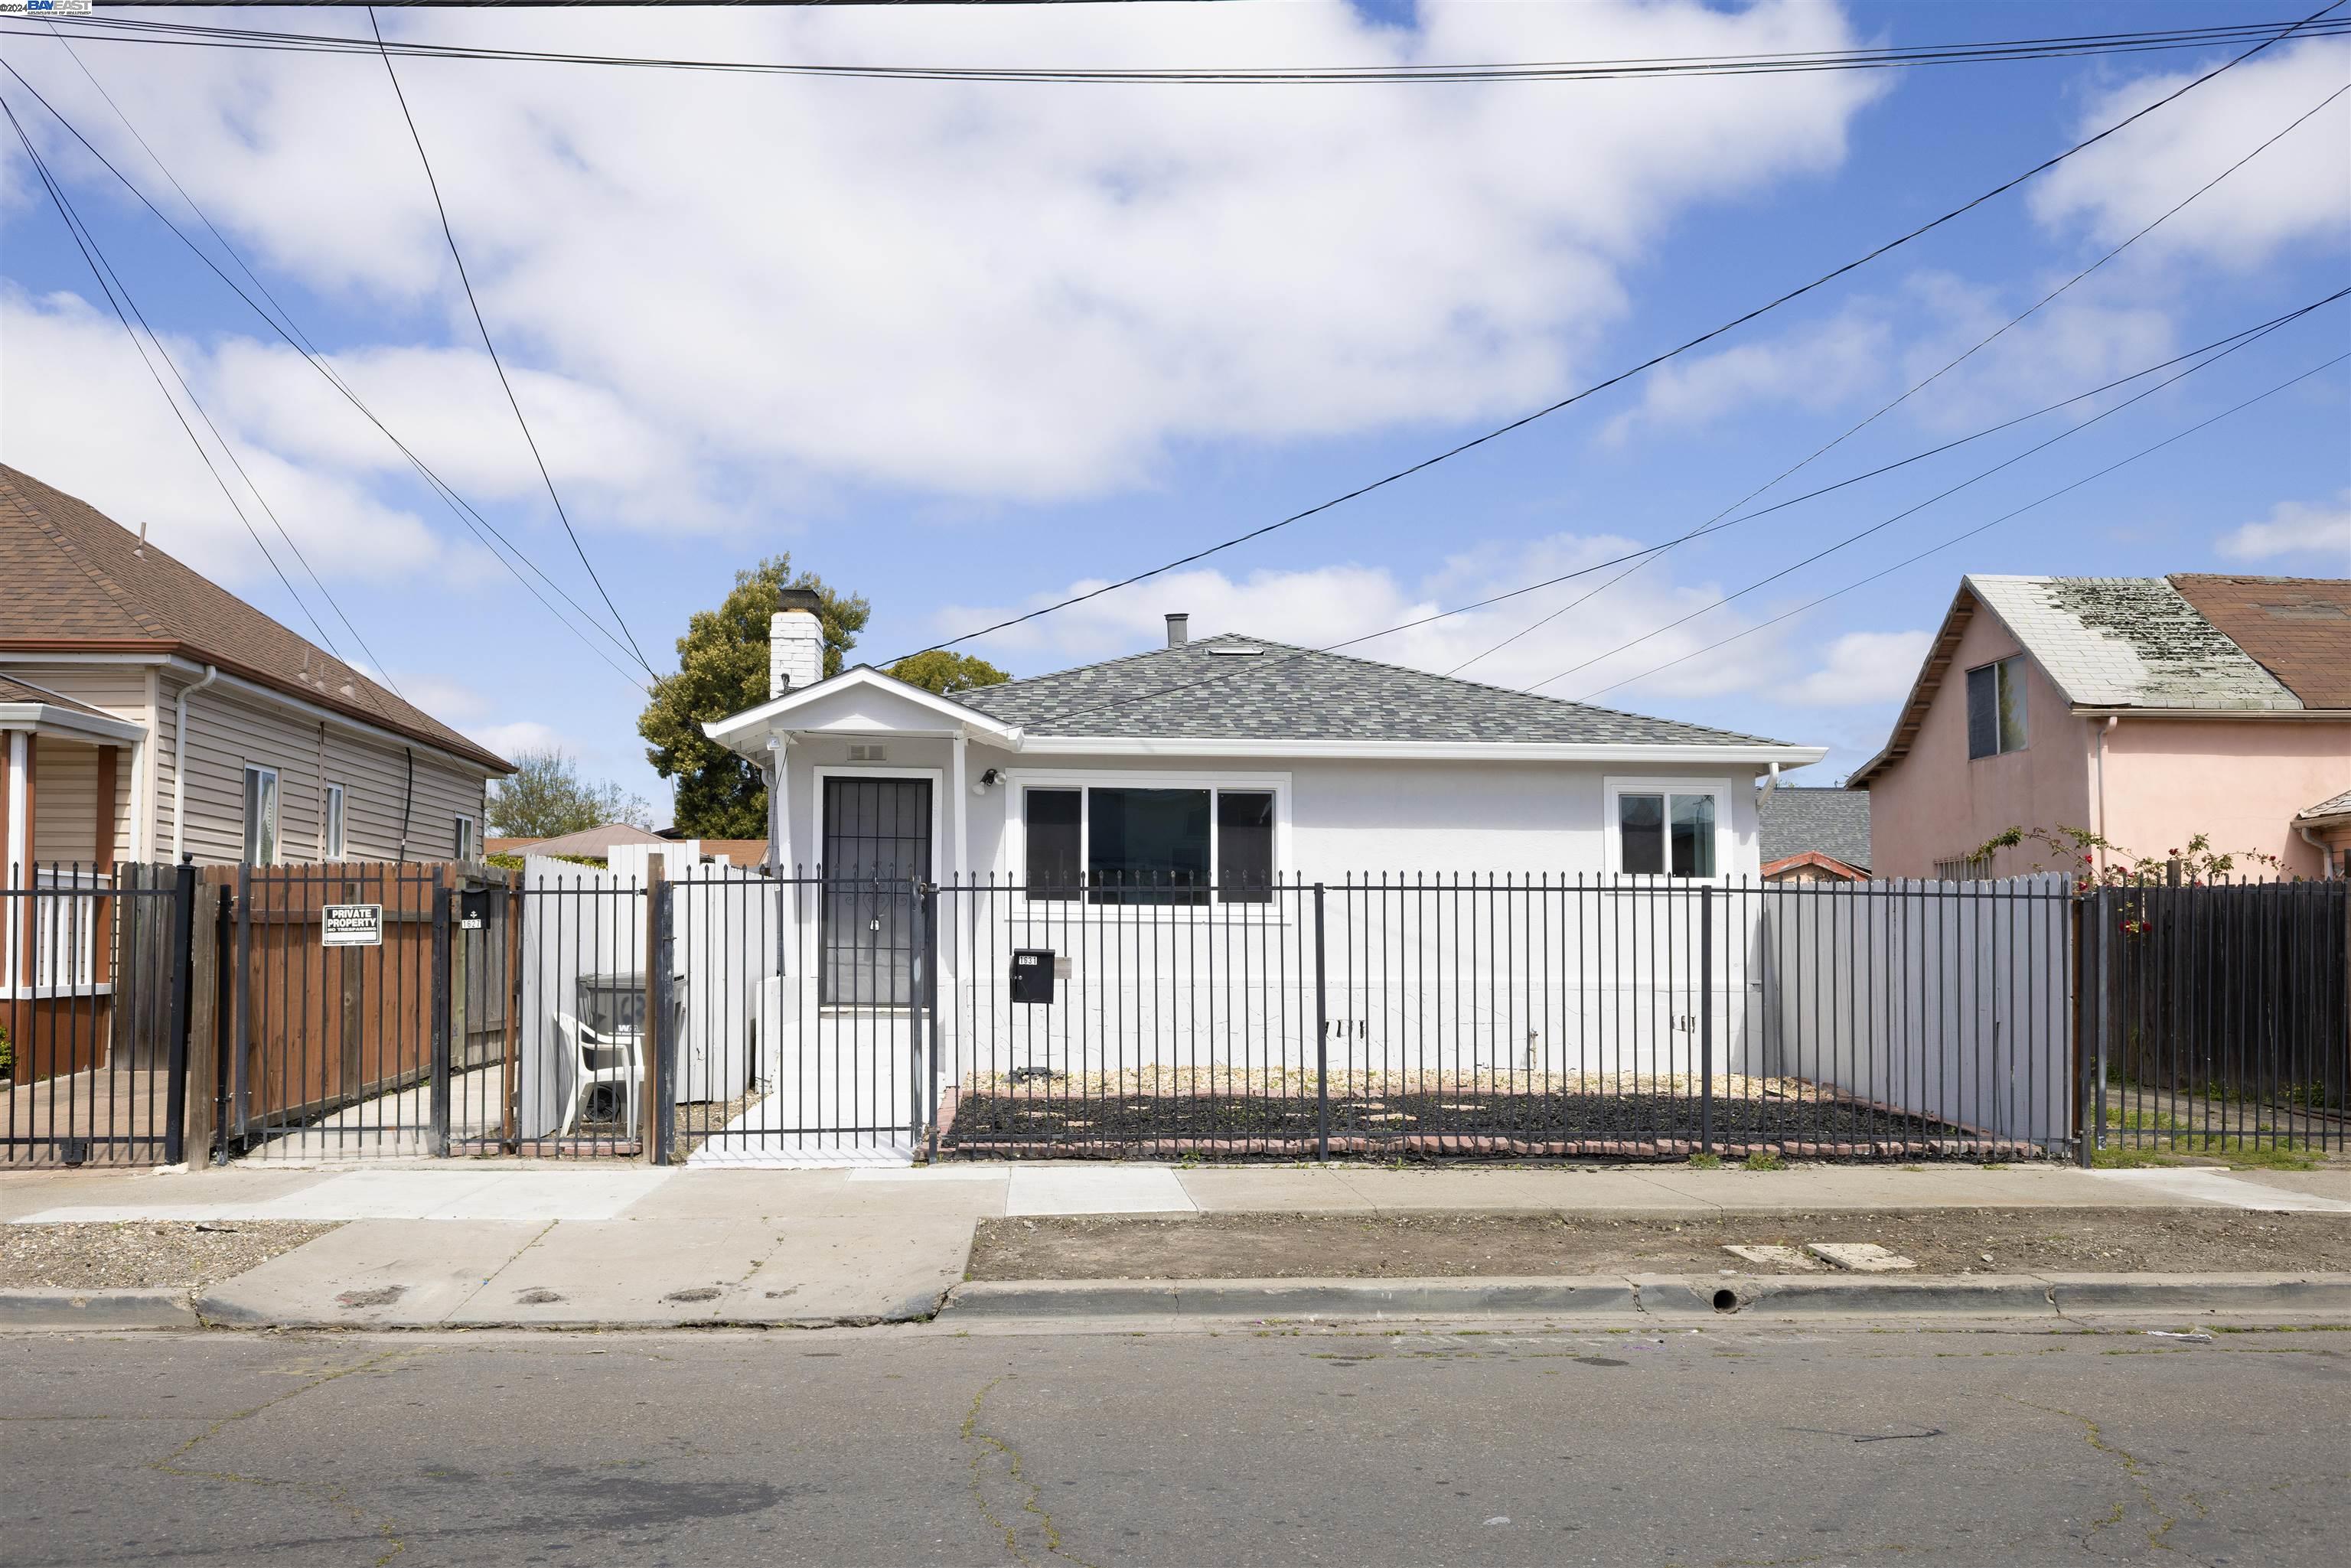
(0, 1288, 201, 1332)
(940, 1272, 2351, 1324)
(2044, 1273, 2351, 1315)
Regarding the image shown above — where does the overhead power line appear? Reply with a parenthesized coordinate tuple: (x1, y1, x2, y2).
(892, 2, 2343, 662)
(1, 96, 372, 676)
(1579, 351, 2351, 703)
(366, 7, 662, 683)
(1, 51, 660, 695)
(975, 292, 2347, 737)
(1446, 70, 2351, 680)
(1529, 288, 2349, 696)
(17, 11, 2350, 86)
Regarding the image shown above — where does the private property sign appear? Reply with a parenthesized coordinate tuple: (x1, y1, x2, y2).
(321, 903, 385, 947)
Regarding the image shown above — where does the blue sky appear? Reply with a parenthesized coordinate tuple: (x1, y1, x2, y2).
(3, 2, 2346, 816)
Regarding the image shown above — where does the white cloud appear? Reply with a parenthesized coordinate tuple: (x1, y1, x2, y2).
(1603, 306, 1890, 442)
(2218, 489, 2351, 563)
(1783, 629, 1931, 706)
(937, 533, 1798, 705)
(2028, 37, 2351, 270)
(0, 287, 448, 590)
(2, 2, 1886, 504)
(1596, 270, 2177, 444)
(1891, 273, 2175, 435)
(470, 719, 566, 761)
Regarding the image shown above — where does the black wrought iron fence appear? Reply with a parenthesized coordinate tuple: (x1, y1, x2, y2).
(2085, 879, 2349, 1156)
(932, 872, 2077, 1162)
(2, 862, 194, 1167)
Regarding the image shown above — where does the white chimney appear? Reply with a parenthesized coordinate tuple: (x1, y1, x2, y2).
(769, 587, 825, 697)
(1166, 612, 1189, 648)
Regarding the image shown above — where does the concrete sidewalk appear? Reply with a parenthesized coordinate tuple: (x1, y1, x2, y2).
(5, 1159, 2346, 1331)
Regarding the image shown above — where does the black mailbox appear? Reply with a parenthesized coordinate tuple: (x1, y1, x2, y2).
(458, 887, 494, 931)
(1011, 948, 1055, 1005)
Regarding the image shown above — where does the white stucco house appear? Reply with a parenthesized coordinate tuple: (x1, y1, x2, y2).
(706, 598, 1824, 901)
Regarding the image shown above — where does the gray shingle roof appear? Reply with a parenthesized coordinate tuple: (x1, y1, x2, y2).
(954, 634, 1793, 746)
(2300, 786, 2351, 823)
(1757, 787, 1871, 869)
(1967, 575, 2300, 711)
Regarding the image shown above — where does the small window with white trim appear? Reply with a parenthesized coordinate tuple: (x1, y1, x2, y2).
(455, 813, 478, 863)
(243, 765, 279, 865)
(1966, 654, 2029, 759)
(1607, 780, 1724, 879)
(324, 784, 347, 860)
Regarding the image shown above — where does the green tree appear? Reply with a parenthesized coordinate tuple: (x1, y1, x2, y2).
(637, 556, 870, 836)
(488, 748, 652, 837)
(886, 649, 1010, 696)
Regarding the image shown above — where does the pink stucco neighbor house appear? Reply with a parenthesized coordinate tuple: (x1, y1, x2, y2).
(1850, 574, 2351, 881)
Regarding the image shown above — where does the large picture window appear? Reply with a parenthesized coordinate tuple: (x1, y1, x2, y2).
(1607, 780, 1723, 879)
(1021, 782, 1279, 905)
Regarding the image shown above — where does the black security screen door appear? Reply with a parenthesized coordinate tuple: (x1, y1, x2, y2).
(820, 775, 932, 1006)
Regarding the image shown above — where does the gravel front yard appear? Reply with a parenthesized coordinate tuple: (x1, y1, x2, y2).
(968, 1208, 2351, 1281)
(1, 1221, 342, 1289)
(944, 1086, 2005, 1157)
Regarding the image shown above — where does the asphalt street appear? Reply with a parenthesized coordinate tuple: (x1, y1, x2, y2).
(5, 1319, 2344, 1567)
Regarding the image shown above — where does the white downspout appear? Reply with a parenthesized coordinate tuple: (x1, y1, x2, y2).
(2093, 716, 2118, 874)
(4, 729, 26, 991)
(2296, 821, 2336, 879)
(1759, 761, 1781, 804)
(170, 663, 220, 863)
(951, 732, 969, 885)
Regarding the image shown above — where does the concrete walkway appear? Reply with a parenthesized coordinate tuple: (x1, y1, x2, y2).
(6, 1159, 2346, 1330)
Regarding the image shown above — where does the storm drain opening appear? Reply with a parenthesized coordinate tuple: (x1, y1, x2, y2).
(1712, 1287, 1742, 1313)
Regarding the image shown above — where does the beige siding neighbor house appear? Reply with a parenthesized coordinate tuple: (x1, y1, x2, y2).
(1, 464, 515, 888)
(1850, 574, 2351, 881)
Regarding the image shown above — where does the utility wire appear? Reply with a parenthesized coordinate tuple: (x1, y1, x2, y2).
(1446, 70, 2351, 680)
(20, 11, 2349, 86)
(974, 293, 2346, 737)
(2, 96, 357, 667)
(0, 53, 659, 695)
(367, 5, 661, 682)
(1541, 294, 2347, 696)
(1580, 352, 2351, 703)
(892, 1, 2344, 662)
(32, 20, 412, 695)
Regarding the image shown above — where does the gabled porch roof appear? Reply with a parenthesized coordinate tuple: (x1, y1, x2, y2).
(703, 665, 1025, 756)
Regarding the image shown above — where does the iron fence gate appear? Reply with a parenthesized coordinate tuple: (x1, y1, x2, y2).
(2, 862, 195, 1167)
(226, 863, 451, 1161)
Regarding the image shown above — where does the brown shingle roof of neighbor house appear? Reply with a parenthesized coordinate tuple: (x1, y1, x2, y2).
(694, 838, 771, 867)
(509, 822, 668, 859)
(0, 465, 514, 774)
(2167, 575, 2351, 709)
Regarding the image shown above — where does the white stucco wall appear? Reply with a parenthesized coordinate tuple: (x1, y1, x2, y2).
(771, 738, 1767, 882)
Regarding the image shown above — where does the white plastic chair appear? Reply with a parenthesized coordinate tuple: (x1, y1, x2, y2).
(554, 1010, 643, 1136)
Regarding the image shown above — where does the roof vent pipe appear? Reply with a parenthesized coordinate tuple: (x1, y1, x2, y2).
(1166, 613, 1189, 648)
